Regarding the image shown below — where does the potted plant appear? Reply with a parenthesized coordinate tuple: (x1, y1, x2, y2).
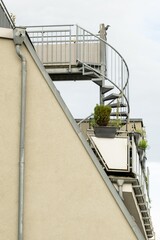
(108, 119, 122, 129)
(138, 139, 148, 161)
(93, 104, 116, 138)
(138, 139, 148, 151)
(134, 128, 146, 145)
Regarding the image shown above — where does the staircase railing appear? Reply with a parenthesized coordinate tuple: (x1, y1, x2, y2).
(75, 25, 130, 118)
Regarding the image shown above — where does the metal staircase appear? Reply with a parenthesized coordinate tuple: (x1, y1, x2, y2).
(26, 24, 130, 123)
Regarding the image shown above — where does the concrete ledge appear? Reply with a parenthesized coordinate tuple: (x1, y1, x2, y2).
(0, 28, 13, 39)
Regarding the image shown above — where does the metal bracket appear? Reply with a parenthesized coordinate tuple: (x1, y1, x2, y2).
(13, 28, 26, 45)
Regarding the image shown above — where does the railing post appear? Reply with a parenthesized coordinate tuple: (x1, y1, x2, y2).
(41, 27, 44, 63)
(76, 25, 78, 61)
(99, 24, 107, 104)
(69, 28, 71, 72)
(83, 29, 85, 62)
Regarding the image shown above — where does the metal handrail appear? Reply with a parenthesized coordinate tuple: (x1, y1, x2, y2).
(75, 25, 130, 119)
(25, 24, 74, 28)
(77, 113, 93, 126)
(76, 24, 129, 90)
(77, 60, 130, 115)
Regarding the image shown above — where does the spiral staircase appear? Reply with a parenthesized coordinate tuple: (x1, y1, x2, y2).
(27, 24, 130, 124)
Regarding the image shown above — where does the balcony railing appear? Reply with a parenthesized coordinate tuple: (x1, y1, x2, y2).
(87, 129, 150, 200)
(85, 126, 154, 238)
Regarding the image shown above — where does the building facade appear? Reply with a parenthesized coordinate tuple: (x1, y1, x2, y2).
(0, 1, 155, 239)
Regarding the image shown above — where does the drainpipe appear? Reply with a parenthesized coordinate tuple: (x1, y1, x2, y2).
(13, 28, 27, 240)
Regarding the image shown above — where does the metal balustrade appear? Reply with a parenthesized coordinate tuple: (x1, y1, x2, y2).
(86, 128, 153, 238)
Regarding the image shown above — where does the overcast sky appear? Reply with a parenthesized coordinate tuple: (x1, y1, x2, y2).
(4, 0, 160, 238)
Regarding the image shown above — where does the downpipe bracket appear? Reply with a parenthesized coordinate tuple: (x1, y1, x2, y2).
(13, 28, 26, 45)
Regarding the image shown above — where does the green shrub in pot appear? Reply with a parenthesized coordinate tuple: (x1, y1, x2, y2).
(94, 104, 111, 126)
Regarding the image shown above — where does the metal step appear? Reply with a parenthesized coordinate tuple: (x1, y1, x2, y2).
(83, 71, 100, 78)
(101, 86, 114, 94)
(142, 217, 150, 220)
(141, 210, 148, 213)
(144, 224, 151, 226)
(135, 194, 143, 197)
(147, 234, 153, 238)
(109, 102, 127, 108)
(77, 60, 101, 68)
(103, 93, 119, 101)
(110, 112, 128, 117)
(92, 81, 115, 95)
(92, 78, 103, 86)
(83, 71, 95, 75)
(76, 60, 82, 67)
(138, 202, 146, 206)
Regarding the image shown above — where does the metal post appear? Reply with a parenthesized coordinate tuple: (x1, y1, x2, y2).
(42, 27, 44, 63)
(83, 29, 85, 62)
(76, 25, 78, 61)
(99, 24, 107, 104)
(69, 27, 71, 72)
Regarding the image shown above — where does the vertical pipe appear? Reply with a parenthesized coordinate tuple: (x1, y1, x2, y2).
(14, 28, 27, 240)
(17, 45, 26, 240)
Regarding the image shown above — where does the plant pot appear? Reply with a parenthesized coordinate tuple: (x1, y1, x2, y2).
(94, 126, 117, 138)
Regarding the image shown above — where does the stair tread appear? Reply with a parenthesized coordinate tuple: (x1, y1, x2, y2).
(92, 78, 103, 86)
(109, 102, 127, 108)
(83, 71, 95, 75)
(102, 86, 114, 94)
(110, 111, 128, 117)
(92, 80, 114, 93)
(103, 93, 119, 101)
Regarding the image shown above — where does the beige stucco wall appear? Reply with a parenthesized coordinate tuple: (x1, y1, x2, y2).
(0, 36, 140, 240)
(0, 38, 20, 239)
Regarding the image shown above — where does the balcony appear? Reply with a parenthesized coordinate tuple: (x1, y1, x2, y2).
(77, 118, 154, 239)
